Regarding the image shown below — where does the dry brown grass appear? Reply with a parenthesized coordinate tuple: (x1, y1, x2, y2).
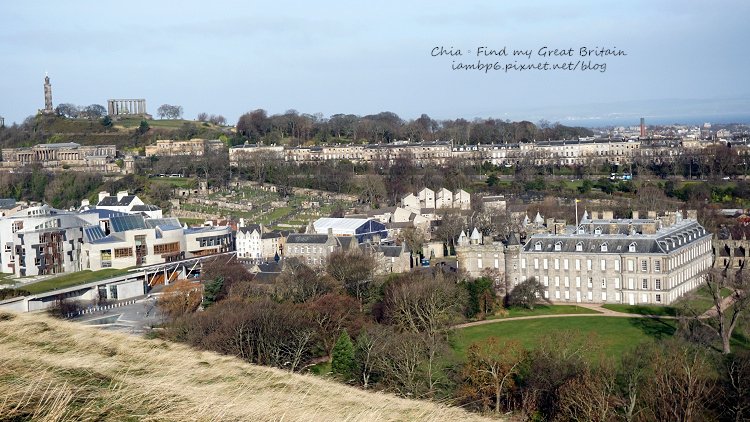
(0, 312, 494, 421)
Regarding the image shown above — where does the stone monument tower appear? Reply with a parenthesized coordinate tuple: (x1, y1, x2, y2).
(43, 74, 54, 114)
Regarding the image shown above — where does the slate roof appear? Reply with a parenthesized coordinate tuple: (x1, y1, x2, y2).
(131, 204, 160, 211)
(97, 195, 137, 207)
(523, 218, 710, 255)
(0, 198, 16, 209)
(379, 245, 404, 257)
(286, 233, 330, 244)
(261, 232, 281, 240)
(238, 224, 262, 235)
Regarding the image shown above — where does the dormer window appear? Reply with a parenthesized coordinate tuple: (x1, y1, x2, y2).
(594, 227, 602, 235)
(554, 241, 562, 251)
(629, 242, 637, 252)
(601, 242, 608, 252)
(534, 241, 542, 251)
(576, 242, 583, 252)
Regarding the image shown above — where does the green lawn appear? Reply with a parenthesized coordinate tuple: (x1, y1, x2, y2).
(601, 304, 678, 317)
(152, 177, 197, 189)
(452, 316, 676, 361)
(21, 268, 132, 294)
(489, 305, 601, 319)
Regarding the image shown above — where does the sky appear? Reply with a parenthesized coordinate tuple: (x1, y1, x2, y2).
(1, 1, 749, 127)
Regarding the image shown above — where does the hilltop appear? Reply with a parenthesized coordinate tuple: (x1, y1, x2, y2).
(0, 312, 491, 422)
(0, 115, 229, 151)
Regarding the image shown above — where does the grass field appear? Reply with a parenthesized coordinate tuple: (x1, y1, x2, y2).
(601, 304, 678, 316)
(452, 316, 676, 361)
(21, 268, 132, 294)
(488, 304, 600, 319)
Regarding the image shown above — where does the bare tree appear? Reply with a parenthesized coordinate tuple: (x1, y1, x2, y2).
(459, 337, 526, 413)
(681, 268, 750, 354)
(326, 250, 377, 307)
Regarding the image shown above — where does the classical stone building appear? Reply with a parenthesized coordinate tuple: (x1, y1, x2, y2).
(107, 99, 148, 117)
(458, 211, 713, 305)
(0, 143, 119, 173)
(145, 138, 225, 157)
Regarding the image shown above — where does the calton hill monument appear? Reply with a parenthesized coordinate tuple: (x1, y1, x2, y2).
(107, 98, 152, 120)
(41, 74, 54, 115)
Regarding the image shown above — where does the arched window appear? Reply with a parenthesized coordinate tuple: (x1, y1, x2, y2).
(534, 241, 542, 251)
(554, 241, 562, 251)
(629, 242, 637, 252)
(576, 242, 583, 252)
(601, 242, 608, 252)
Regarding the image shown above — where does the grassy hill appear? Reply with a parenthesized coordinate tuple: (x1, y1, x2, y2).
(0, 312, 490, 421)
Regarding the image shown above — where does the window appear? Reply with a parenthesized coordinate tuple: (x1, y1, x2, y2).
(576, 276, 581, 288)
(543, 276, 549, 286)
(576, 242, 583, 251)
(641, 260, 648, 272)
(555, 276, 560, 287)
(555, 291, 560, 299)
(115, 247, 133, 258)
(564, 277, 570, 288)
(521, 259, 526, 269)
(642, 279, 648, 289)
(576, 259, 581, 270)
(601, 243, 608, 252)
(615, 278, 621, 289)
(655, 294, 662, 303)
(587, 291, 593, 301)
(543, 259, 548, 270)
(614, 260, 620, 271)
(587, 277, 593, 288)
(600, 259, 606, 270)
(534, 242, 542, 251)
(629, 242, 637, 252)
(654, 260, 661, 272)
(628, 278, 634, 289)
(565, 291, 570, 300)
(554, 258, 560, 269)
(627, 260, 634, 272)
(655, 279, 661, 290)
(587, 260, 592, 271)
(534, 258, 539, 269)
(477, 258, 483, 269)
(154, 242, 180, 254)
(564, 259, 569, 270)
(601, 278, 606, 289)
(602, 292, 607, 301)
(554, 242, 562, 251)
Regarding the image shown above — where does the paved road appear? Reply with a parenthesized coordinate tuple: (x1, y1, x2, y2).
(74, 295, 165, 335)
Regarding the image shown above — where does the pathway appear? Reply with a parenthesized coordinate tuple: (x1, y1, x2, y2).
(453, 303, 674, 329)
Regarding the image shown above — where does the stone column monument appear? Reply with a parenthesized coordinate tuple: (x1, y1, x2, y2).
(42, 74, 54, 115)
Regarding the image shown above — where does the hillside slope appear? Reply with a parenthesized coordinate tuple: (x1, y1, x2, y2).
(0, 312, 491, 421)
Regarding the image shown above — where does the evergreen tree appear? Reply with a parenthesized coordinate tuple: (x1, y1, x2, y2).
(331, 330, 356, 382)
(201, 277, 224, 308)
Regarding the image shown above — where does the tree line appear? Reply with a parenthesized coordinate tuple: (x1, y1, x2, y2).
(236, 109, 593, 145)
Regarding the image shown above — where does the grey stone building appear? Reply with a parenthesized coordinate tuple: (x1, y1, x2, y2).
(458, 210, 713, 306)
(285, 232, 342, 267)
